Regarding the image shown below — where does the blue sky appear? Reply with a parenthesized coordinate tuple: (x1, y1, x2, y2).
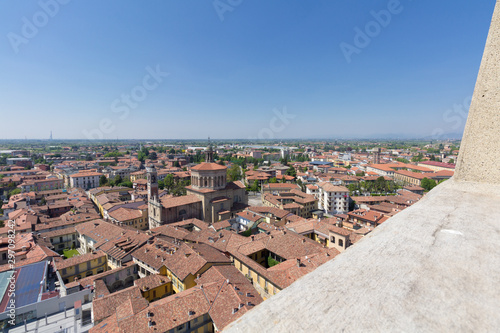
(0, 0, 495, 140)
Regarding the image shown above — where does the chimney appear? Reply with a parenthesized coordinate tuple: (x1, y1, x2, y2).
(296, 259, 301, 267)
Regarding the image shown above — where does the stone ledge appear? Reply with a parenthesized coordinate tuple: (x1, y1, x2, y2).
(225, 179, 500, 332)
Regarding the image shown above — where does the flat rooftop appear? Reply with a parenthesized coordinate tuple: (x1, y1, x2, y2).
(0, 261, 48, 313)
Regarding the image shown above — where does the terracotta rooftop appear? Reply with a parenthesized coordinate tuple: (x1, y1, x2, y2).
(191, 162, 227, 171)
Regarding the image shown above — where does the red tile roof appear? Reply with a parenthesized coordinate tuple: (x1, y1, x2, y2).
(191, 162, 227, 171)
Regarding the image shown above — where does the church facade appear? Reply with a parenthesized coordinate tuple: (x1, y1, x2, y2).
(147, 164, 203, 229)
(147, 141, 248, 228)
(186, 142, 248, 223)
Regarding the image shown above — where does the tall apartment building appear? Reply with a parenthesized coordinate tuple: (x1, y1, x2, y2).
(317, 182, 350, 215)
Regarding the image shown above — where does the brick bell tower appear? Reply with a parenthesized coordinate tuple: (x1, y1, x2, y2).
(147, 164, 161, 229)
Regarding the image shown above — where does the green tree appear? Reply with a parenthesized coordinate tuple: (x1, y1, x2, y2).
(171, 182, 187, 197)
(421, 178, 437, 191)
(164, 174, 175, 192)
(114, 175, 123, 186)
(286, 166, 296, 178)
(448, 158, 455, 164)
(267, 256, 280, 268)
(411, 153, 424, 163)
(296, 178, 305, 192)
(104, 152, 123, 158)
(249, 180, 259, 192)
(227, 164, 242, 182)
(138, 147, 150, 162)
(8, 188, 21, 198)
(148, 151, 158, 160)
(269, 177, 278, 183)
(99, 175, 108, 187)
(118, 181, 133, 188)
(375, 176, 386, 192)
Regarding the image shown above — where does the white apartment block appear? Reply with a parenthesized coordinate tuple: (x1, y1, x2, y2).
(317, 182, 349, 215)
(69, 172, 103, 190)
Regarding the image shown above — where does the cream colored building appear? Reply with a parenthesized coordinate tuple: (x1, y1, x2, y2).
(185, 144, 248, 223)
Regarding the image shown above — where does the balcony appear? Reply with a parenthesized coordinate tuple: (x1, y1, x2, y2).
(225, 1, 500, 332)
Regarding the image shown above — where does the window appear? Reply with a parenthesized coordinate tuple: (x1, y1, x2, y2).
(339, 239, 344, 247)
(330, 236, 335, 243)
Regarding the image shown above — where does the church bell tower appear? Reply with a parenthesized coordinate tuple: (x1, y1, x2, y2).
(206, 137, 214, 163)
(147, 164, 161, 229)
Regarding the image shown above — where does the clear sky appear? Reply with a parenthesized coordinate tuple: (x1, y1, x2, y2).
(0, 0, 496, 140)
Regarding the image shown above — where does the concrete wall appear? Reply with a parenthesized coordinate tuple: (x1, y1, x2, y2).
(456, 1, 500, 184)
